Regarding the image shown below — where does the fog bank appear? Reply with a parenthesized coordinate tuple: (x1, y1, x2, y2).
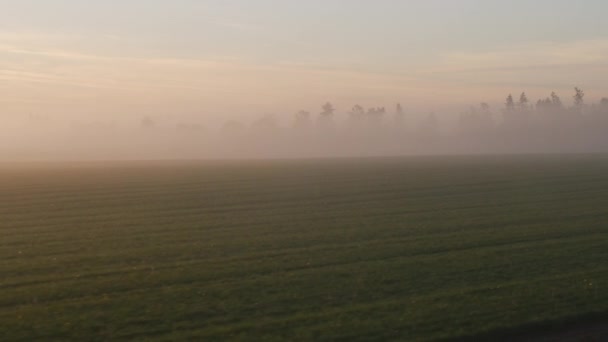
(2, 90, 608, 161)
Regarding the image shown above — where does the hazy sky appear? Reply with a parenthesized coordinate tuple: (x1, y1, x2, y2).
(2, 0, 608, 123)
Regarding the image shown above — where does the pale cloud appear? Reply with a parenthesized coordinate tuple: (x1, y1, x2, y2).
(2, 27, 608, 121)
(404, 39, 608, 102)
(0, 29, 422, 95)
(435, 39, 608, 72)
(0, 30, 79, 43)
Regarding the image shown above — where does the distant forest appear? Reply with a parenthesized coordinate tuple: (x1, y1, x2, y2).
(204, 87, 607, 135)
(199, 87, 608, 156)
(5, 87, 608, 159)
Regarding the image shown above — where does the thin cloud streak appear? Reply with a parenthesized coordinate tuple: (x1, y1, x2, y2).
(2, 29, 608, 119)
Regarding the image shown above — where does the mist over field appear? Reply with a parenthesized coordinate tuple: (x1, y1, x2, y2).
(3, 1, 608, 162)
(4, 2, 608, 340)
(2, 89, 608, 161)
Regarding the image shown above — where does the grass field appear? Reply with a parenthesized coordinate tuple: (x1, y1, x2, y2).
(1, 155, 607, 341)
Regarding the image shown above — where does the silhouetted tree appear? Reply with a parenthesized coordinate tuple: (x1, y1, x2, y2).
(460, 103, 493, 133)
(503, 94, 517, 125)
(367, 107, 386, 125)
(518, 92, 529, 111)
(294, 110, 312, 129)
(551, 92, 563, 108)
(573, 87, 585, 113)
(536, 97, 552, 112)
(394, 103, 404, 126)
(348, 105, 366, 122)
(320, 102, 335, 118)
(505, 94, 515, 113)
(317, 102, 336, 130)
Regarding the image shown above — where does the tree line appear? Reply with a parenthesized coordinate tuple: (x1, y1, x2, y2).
(212, 87, 608, 155)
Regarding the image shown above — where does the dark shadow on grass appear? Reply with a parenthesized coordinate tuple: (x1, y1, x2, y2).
(445, 310, 608, 341)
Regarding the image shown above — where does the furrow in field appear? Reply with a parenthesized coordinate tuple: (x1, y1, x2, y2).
(1, 231, 606, 310)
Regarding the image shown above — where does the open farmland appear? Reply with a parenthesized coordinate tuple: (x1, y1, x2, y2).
(1, 155, 607, 341)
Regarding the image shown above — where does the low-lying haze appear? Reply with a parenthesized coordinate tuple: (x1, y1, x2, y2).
(2, 1, 608, 160)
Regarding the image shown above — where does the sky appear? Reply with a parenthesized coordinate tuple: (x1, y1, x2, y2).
(2, 0, 608, 124)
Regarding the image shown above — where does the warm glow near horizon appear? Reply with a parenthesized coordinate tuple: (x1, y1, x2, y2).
(2, 0, 608, 124)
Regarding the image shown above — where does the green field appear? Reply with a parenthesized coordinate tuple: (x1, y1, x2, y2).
(1, 155, 607, 341)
